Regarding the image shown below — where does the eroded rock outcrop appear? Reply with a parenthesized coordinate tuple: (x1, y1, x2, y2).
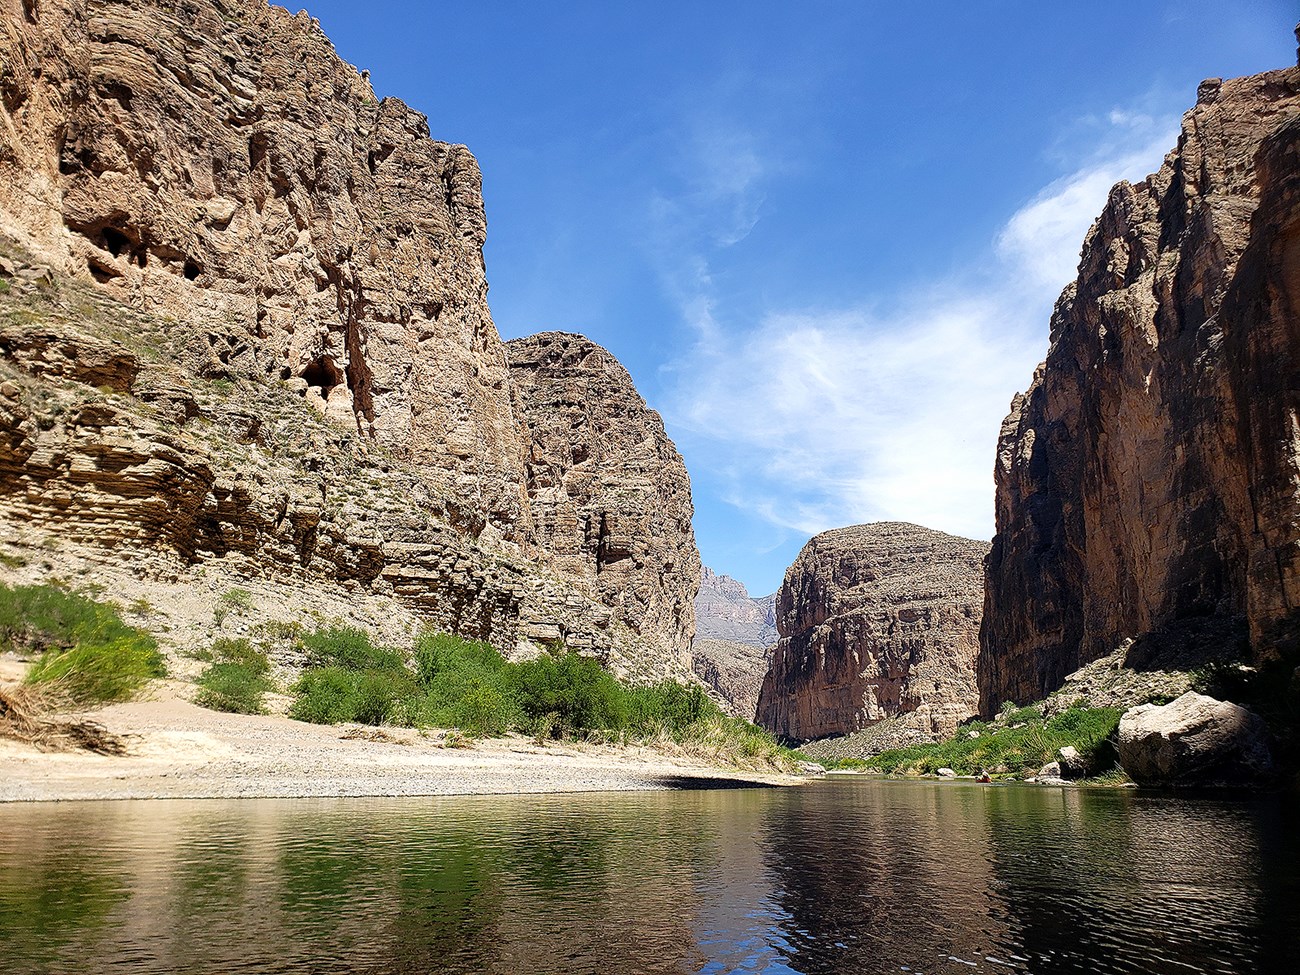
(0, 0, 528, 538)
(691, 567, 776, 718)
(0, 1, 700, 673)
(505, 332, 699, 668)
(694, 566, 777, 648)
(980, 52, 1300, 713)
(756, 523, 986, 742)
(690, 639, 768, 720)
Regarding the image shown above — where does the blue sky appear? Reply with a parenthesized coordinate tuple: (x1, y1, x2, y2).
(304, 1, 1295, 596)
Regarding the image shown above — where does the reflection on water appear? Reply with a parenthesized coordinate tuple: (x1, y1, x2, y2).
(0, 782, 1295, 974)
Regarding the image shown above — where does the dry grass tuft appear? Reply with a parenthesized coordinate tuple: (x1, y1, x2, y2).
(0, 683, 129, 756)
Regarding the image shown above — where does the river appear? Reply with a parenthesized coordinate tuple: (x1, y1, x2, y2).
(2, 779, 1296, 974)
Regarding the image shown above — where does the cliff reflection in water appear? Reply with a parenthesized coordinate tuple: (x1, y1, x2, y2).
(759, 780, 1299, 975)
(1, 783, 1296, 974)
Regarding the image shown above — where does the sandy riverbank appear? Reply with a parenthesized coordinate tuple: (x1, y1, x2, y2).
(0, 688, 804, 802)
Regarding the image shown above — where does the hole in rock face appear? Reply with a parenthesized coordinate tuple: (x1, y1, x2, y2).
(183, 260, 202, 281)
(87, 259, 117, 284)
(301, 357, 344, 398)
(102, 227, 129, 258)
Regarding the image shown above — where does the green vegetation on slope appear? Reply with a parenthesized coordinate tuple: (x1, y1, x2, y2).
(289, 627, 792, 767)
(827, 705, 1123, 779)
(0, 583, 165, 705)
(194, 638, 275, 715)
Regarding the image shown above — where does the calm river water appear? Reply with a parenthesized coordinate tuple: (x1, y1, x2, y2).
(1, 779, 1296, 974)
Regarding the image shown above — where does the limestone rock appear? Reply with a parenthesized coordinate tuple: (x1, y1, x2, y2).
(755, 522, 986, 743)
(1118, 692, 1274, 787)
(0, 2, 703, 675)
(0, 0, 529, 539)
(1057, 745, 1087, 779)
(690, 639, 769, 720)
(980, 55, 1300, 713)
(505, 332, 699, 666)
(695, 566, 777, 647)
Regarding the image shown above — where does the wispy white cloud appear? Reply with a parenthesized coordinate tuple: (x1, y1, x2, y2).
(666, 107, 1180, 542)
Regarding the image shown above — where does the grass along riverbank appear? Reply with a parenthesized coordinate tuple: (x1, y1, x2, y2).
(0, 582, 803, 779)
(813, 704, 1125, 781)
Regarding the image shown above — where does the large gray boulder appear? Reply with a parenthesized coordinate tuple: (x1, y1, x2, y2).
(1118, 692, 1273, 787)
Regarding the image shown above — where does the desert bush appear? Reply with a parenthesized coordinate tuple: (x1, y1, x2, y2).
(285, 626, 803, 770)
(194, 638, 274, 714)
(212, 587, 254, 627)
(298, 625, 405, 673)
(514, 651, 628, 737)
(2, 583, 165, 705)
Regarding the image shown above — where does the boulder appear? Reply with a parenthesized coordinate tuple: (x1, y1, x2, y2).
(1057, 745, 1088, 780)
(1118, 692, 1273, 787)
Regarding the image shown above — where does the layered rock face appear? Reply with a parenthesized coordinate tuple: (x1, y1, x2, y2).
(505, 333, 699, 664)
(690, 640, 769, 720)
(980, 57, 1300, 713)
(0, 0, 699, 671)
(692, 567, 775, 718)
(694, 566, 776, 647)
(0, 0, 527, 538)
(756, 523, 986, 742)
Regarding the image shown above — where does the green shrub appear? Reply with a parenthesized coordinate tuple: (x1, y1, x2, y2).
(26, 636, 165, 705)
(872, 706, 1123, 778)
(209, 637, 270, 675)
(213, 587, 254, 627)
(2, 583, 165, 705)
(515, 651, 628, 737)
(194, 638, 274, 714)
(405, 632, 520, 735)
(288, 666, 357, 724)
(195, 662, 272, 714)
(284, 626, 802, 769)
(299, 626, 405, 673)
(289, 665, 413, 726)
(625, 680, 715, 735)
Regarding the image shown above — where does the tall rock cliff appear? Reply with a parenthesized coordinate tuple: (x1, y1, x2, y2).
(694, 566, 777, 647)
(0, 0, 698, 673)
(690, 566, 775, 718)
(980, 53, 1300, 713)
(0, 0, 528, 538)
(756, 523, 985, 742)
(505, 332, 699, 669)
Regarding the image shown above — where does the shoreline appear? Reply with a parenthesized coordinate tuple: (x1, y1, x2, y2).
(0, 692, 804, 803)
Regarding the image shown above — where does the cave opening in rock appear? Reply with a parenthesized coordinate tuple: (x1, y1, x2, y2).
(302, 356, 344, 398)
(102, 227, 129, 257)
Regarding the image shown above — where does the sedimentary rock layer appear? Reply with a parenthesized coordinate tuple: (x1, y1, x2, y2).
(756, 522, 985, 742)
(505, 332, 699, 664)
(980, 57, 1300, 713)
(0, 0, 700, 669)
(0, 0, 528, 538)
(690, 639, 769, 720)
(694, 566, 777, 648)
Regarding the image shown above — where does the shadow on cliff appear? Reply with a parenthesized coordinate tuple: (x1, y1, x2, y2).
(1120, 615, 1250, 673)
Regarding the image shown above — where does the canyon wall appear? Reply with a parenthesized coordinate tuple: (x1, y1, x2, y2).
(0, 0, 698, 670)
(691, 566, 776, 718)
(505, 332, 699, 666)
(980, 58, 1300, 713)
(756, 523, 985, 742)
(694, 566, 776, 648)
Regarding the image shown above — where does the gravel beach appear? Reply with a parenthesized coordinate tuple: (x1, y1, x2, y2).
(0, 693, 803, 802)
